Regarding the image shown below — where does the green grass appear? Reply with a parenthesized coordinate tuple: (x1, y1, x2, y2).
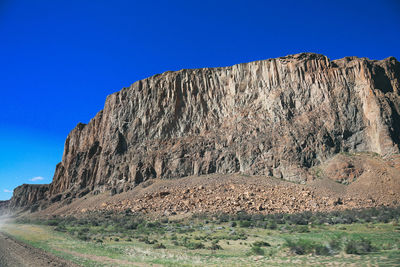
(2, 207, 400, 266)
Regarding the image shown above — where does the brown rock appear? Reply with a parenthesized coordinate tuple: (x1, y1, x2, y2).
(8, 53, 400, 212)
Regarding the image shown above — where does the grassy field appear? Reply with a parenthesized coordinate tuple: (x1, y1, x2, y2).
(2, 208, 400, 266)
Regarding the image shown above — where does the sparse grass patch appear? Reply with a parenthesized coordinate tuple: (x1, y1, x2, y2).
(5, 206, 400, 266)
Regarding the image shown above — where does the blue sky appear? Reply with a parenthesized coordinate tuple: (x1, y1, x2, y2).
(1, 0, 399, 200)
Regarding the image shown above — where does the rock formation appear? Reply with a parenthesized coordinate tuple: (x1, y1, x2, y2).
(9, 184, 49, 209)
(8, 53, 400, 209)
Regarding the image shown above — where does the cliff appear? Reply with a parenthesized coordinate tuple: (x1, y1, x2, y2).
(9, 184, 49, 209)
(9, 53, 400, 209)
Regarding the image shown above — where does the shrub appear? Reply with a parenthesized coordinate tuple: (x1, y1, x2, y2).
(285, 239, 315, 255)
(54, 225, 67, 232)
(267, 221, 277, 230)
(153, 243, 166, 249)
(328, 237, 342, 254)
(250, 245, 265, 255)
(47, 219, 60, 226)
(185, 241, 205, 250)
(253, 241, 271, 247)
(293, 225, 310, 233)
(77, 233, 90, 241)
(239, 221, 252, 228)
(314, 244, 331, 255)
(345, 238, 375, 255)
(209, 240, 222, 250)
(285, 238, 334, 255)
(124, 222, 138, 230)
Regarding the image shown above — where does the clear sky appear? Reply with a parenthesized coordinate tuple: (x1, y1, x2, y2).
(0, 0, 399, 200)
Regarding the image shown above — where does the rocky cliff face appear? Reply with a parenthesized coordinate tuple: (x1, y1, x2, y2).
(9, 184, 49, 209)
(9, 53, 400, 208)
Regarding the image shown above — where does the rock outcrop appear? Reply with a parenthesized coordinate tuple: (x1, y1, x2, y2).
(9, 184, 49, 209)
(9, 53, 400, 209)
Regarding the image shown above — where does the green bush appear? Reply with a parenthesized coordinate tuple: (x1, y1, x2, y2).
(345, 238, 375, 255)
(47, 219, 60, 226)
(209, 240, 222, 250)
(267, 221, 277, 230)
(285, 239, 315, 255)
(185, 241, 205, 250)
(285, 238, 333, 255)
(239, 221, 252, 228)
(314, 244, 331, 255)
(249, 245, 265, 255)
(54, 225, 67, 232)
(328, 237, 342, 254)
(153, 243, 166, 249)
(293, 225, 310, 233)
(253, 241, 271, 247)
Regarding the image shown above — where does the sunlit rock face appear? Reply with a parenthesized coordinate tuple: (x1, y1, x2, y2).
(9, 184, 49, 209)
(10, 53, 400, 206)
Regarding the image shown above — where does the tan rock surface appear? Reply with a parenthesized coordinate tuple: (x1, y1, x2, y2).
(7, 53, 400, 213)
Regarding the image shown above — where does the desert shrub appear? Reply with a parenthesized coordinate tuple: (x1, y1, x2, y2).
(54, 225, 67, 232)
(253, 241, 271, 247)
(79, 227, 90, 234)
(251, 214, 265, 222)
(249, 245, 265, 255)
(328, 237, 342, 254)
(235, 212, 252, 221)
(285, 239, 316, 255)
(217, 213, 230, 223)
(345, 238, 375, 255)
(185, 241, 205, 250)
(292, 225, 310, 233)
(239, 220, 252, 228)
(255, 221, 268, 228)
(288, 213, 308, 225)
(267, 221, 277, 230)
(314, 244, 331, 255)
(271, 213, 286, 224)
(146, 221, 160, 228)
(209, 240, 222, 250)
(77, 233, 90, 241)
(47, 219, 60, 226)
(153, 243, 166, 249)
(124, 222, 138, 230)
(144, 238, 155, 244)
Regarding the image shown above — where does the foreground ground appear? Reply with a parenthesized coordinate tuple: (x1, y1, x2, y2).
(0, 231, 78, 267)
(1, 207, 400, 266)
(1, 152, 399, 266)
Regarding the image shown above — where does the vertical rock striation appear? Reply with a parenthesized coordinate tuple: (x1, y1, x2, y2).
(9, 53, 400, 207)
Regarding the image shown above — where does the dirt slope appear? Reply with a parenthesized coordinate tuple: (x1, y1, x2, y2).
(27, 153, 399, 218)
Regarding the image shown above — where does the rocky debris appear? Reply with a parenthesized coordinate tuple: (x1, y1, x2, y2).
(67, 172, 397, 216)
(32, 153, 400, 218)
(320, 153, 366, 184)
(8, 53, 400, 211)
